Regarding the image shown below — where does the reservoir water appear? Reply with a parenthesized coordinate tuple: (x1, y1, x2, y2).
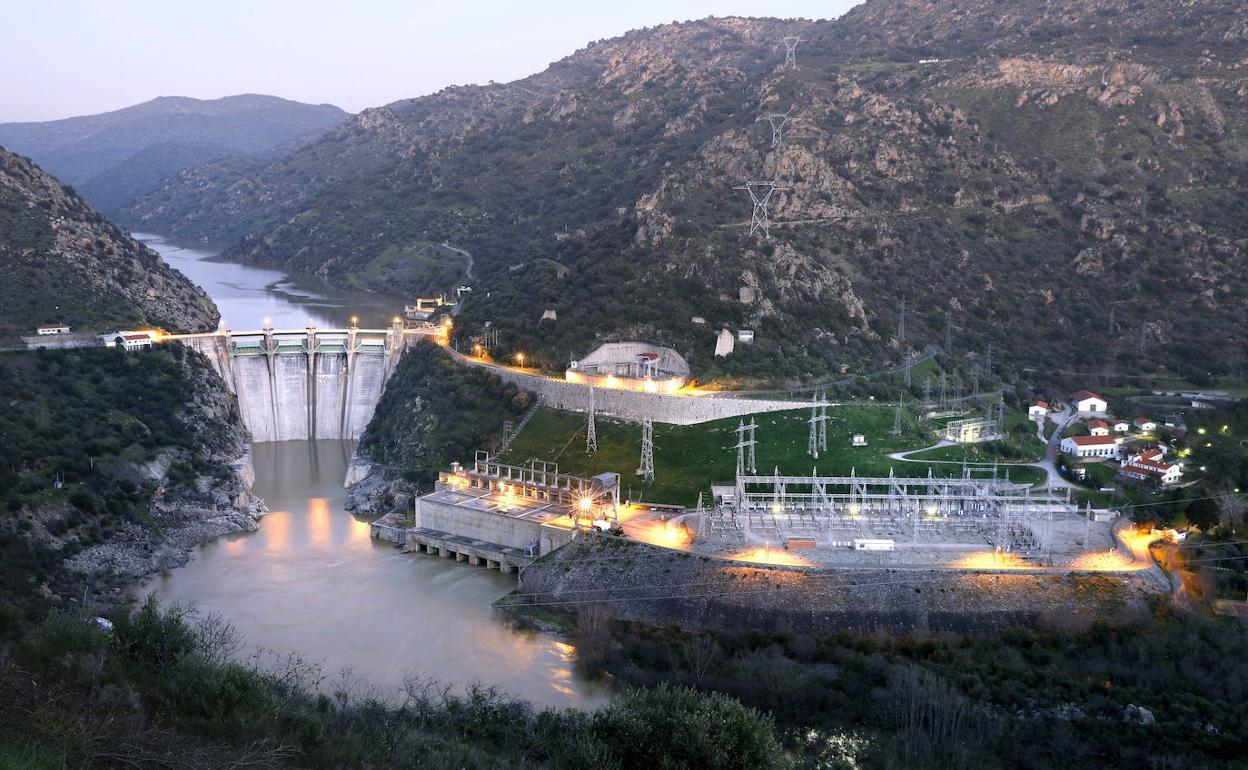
(133, 235, 606, 709)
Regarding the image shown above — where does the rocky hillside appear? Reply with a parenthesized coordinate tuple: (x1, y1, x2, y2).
(126, 0, 1248, 385)
(0, 345, 262, 613)
(0, 95, 346, 215)
(0, 147, 218, 341)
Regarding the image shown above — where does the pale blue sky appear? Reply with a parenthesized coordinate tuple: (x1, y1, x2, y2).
(2, 0, 861, 122)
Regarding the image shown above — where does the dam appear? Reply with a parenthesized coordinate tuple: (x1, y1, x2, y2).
(169, 322, 427, 442)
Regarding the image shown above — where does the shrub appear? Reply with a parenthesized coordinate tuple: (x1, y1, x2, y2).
(590, 683, 789, 770)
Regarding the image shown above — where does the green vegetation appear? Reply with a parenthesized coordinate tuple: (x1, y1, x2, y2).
(359, 341, 534, 485)
(503, 404, 1043, 506)
(908, 410, 1046, 463)
(0, 599, 788, 769)
(0, 345, 238, 617)
(566, 604, 1248, 769)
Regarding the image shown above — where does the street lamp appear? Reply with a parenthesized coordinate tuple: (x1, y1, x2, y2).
(516, 352, 526, 367)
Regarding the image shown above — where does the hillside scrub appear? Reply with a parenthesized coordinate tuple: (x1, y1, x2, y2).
(358, 341, 534, 485)
(0, 598, 790, 769)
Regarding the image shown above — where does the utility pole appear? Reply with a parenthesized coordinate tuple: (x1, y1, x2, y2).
(735, 180, 791, 239)
(638, 417, 654, 484)
(782, 35, 802, 69)
(735, 419, 758, 476)
(586, 386, 598, 454)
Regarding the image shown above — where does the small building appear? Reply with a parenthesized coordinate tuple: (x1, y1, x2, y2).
(37, 324, 71, 335)
(1134, 417, 1157, 432)
(1028, 401, 1049, 418)
(714, 329, 735, 358)
(540, 309, 558, 322)
(853, 538, 895, 552)
(942, 417, 997, 444)
(690, 316, 706, 325)
(1111, 418, 1130, 433)
(1060, 434, 1121, 459)
(565, 341, 690, 392)
(737, 329, 755, 344)
(1072, 390, 1108, 414)
(851, 434, 868, 447)
(1087, 419, 1110, 437)
(100, 331, 154, 351)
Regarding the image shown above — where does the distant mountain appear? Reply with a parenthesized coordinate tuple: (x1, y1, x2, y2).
(0, 147, 218, 341)
(0, 95, 346, 215)
(125, 1, 1248, 385)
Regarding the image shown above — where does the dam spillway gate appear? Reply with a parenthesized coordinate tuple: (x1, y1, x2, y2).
(169, 323, 415, 442)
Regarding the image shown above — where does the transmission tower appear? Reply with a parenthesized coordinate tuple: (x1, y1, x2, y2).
(892, 396, 903, 435)
(734, 419, 758, 476)
(781, 35, 802, 69)
(923, 376, 932, 406)
(938, 371, 947, 408)
(818, 393, 828, 453)
(763, 107, 794, 149)
(904, 354, 913, 387)
(585, 386, 598, 453)
(1107, 308, 1116, 337)
(970, 361, 980, 396)
(637, 417, 654, 484)
(944, 311, 953, 353)
(896, 296, 907, 347)
(735, 180, 790, 238)
(807, 392, 829, 459)
(984, 343, 993, 379)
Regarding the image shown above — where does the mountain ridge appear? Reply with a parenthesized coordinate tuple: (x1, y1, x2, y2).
(0, 146, 219, 341)
(124, 1, 1248, 385)
(0, 94, 347, 216)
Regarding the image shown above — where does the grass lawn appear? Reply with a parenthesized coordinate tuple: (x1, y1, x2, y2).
(502, 405, 1042, 506)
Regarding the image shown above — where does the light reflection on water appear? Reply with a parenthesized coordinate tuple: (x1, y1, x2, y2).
(137, 441, 608, 709)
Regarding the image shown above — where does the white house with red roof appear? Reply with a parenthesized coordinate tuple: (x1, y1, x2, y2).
(1028, 401, 1049, 418)
(1111, 418, 1130, 433)
(1087, 418, 1110, 436)
(1133, 417, 1158, 432)
(1060, 434, 1122, 459)
(99, 331, 154, 351)
(1071, 390, 1108, 414)
(1120, 448, 1183, 486)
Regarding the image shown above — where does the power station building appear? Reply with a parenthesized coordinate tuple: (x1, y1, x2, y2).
(565, 342, 691, 393)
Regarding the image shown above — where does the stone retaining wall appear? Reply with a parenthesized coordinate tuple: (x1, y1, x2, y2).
(506, 536, 1163, 635)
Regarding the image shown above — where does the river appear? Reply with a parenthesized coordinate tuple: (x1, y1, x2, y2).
(133, 234, 606, 709)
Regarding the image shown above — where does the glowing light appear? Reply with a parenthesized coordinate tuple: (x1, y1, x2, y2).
(577, 496, 594, 513)
(725, 546, 812, 567)
(605, 375, 619, 388)
(953, 551, 1031, 570)
(1198, 428, 1206, 435)
(262, 316, 272, 328)
(625, 519, 692, 550)
(392, 316, 401, 324)
(1072, 550, 1136, 571)
(515, 352, 526, 366)
(848, 503, 862, 519)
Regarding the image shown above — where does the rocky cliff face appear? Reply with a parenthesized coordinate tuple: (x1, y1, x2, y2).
(125, 0, 1248, 383)
(0, 147, 219, 340)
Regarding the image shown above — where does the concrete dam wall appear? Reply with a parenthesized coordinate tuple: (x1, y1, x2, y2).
(176, 326, 407, 443)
